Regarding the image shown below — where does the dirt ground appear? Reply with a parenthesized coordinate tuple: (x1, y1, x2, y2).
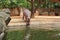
(7, 16, 60, 31)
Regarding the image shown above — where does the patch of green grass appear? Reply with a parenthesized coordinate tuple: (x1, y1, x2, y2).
(5, 30, 25, 40)
(3, 29, 60, 40)
(30, 30, 60, 40)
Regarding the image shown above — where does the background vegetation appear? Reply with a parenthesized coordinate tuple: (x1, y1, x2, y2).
(0, 0, 60, 16)
(0, 0, 60, 9)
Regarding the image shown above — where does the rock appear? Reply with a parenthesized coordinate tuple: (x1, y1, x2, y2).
(0, 12, 11, 25)
(0, 9, 11, 40)
(0, 32, 4, 40)
(0, 12, 10, 20)
(56, 33, 60, 36)
(0, 17, 7, 40)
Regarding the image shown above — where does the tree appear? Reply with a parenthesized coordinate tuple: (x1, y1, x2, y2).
(0, 0, 31, 16)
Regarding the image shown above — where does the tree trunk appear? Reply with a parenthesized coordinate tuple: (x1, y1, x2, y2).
(50, 0, 60, 2)
(31, 0, 35, 18)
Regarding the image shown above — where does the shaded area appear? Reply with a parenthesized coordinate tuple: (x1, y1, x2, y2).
(3, 30, 25, 40)
(30, 29, 60, 40)
(3, 29, 60, 40)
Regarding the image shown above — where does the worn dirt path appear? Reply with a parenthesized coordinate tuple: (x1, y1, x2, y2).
(7, 16, 60, 31)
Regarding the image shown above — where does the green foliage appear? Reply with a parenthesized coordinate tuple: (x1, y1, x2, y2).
(34, 0, 60, 8)
(0, 0, 31, 9)
(18, 0, 31, 9)
(30, 30, 60, 40)
(5, 30, 25, 40)
(5, 30, 60, 40)
(0, 0, 59, 9)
